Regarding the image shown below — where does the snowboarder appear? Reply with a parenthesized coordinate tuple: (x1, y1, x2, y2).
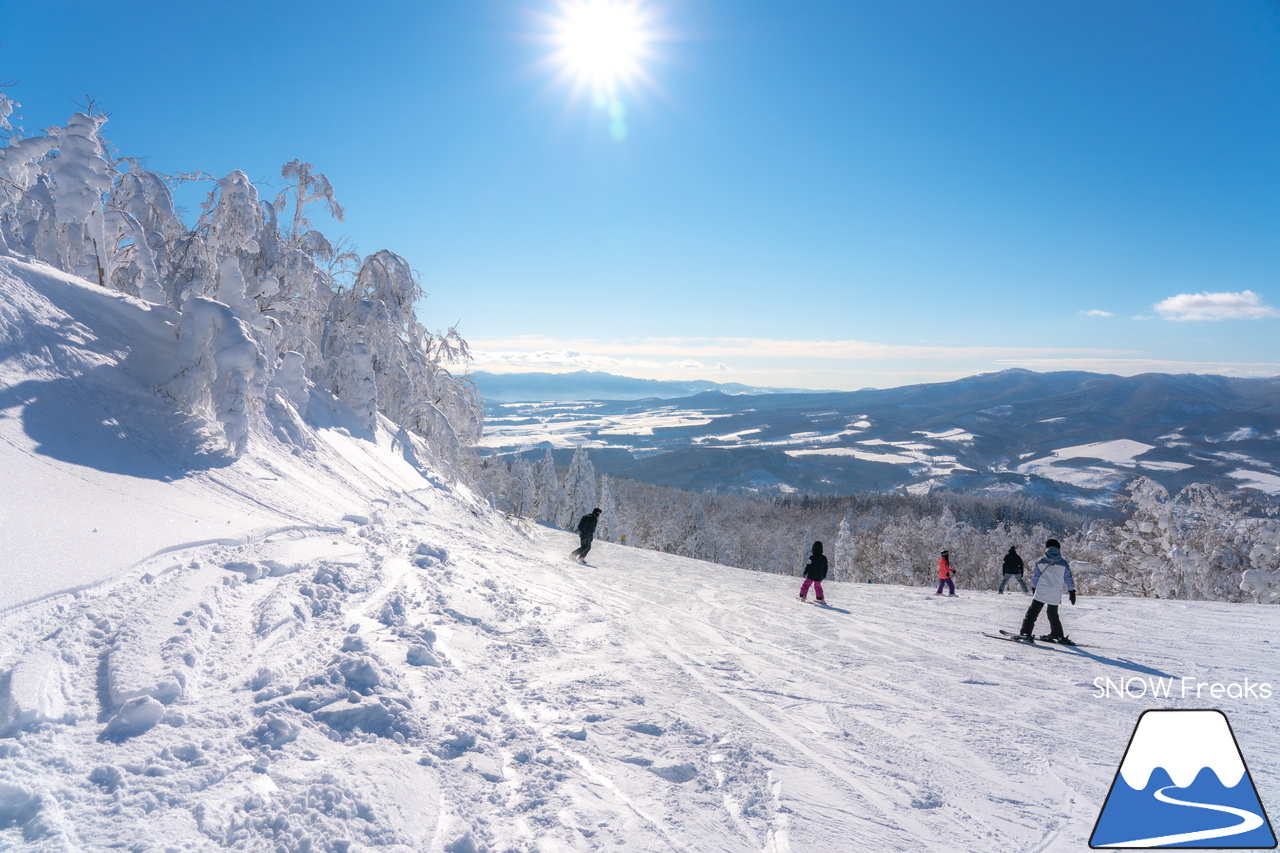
(1018, 538, 1077, 642)
(936, 550, 956, 596)
(798, 541, 828, 603)
(997, 546, 1027, 594)
(569, 508, 602, 563)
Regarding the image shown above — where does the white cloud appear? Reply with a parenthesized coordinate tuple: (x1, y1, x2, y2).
(1153, 290, 1280, 322)
(1079, 309, 1112, 317)
(469, 349, 665, 373)
(667, 359, 706, 370)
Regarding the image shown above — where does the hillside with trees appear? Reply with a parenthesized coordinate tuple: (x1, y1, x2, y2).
(0, 96, 480, 463)
(476, 449, 1280, 603)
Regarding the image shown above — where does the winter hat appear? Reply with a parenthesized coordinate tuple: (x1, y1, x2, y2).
(592, 508, 602, 515)
(1045, 538, 1060, 548)
(812, 541, 824, 555)
(1008, 546, 1017, 553)
(941, 550, 949, 557)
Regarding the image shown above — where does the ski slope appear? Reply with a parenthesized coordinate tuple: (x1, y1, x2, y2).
(1, 256, 1277, 851)
(3, 497, 1278, 851)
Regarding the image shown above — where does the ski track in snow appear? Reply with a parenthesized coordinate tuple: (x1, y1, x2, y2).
(3, 497, 1278, 851)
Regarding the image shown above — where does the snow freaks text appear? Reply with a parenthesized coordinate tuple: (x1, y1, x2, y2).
(1092, 677, 1274, 701)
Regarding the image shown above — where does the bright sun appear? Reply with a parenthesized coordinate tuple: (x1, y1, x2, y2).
(553, 0, 651, 99)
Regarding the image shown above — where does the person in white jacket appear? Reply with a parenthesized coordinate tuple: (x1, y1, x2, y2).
(1017, 538, 1077, 643)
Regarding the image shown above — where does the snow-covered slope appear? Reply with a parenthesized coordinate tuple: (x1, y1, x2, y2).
(0, 255, 455, 611)
(3, 510, 1278, 852)
(1, 257, 1277, 852)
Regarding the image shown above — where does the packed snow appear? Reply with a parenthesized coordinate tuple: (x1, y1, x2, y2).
(2, 255, 1278, 852)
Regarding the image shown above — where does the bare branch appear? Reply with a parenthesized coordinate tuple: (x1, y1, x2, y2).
(70, 94, 110, 117)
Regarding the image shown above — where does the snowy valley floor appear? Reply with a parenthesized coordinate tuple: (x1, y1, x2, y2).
(2, 491, 1277, 853)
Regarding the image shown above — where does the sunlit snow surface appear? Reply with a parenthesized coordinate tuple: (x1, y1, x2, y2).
(4, 503, 1280, 850)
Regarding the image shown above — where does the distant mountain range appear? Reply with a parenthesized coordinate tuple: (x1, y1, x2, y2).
(468, 370, 817, 402)
(476, 369, 1280, 512)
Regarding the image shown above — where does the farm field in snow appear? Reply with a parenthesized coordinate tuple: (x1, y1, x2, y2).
(477, 376, 1280, 507)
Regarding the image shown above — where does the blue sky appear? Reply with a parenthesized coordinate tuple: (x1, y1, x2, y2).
(3, 0, 1278, 390)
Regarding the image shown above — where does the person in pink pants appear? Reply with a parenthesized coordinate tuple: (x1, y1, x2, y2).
(799, 541, 828, 603)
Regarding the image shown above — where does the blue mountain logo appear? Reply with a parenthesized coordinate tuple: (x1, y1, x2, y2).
(1091, 709, 1276, 849)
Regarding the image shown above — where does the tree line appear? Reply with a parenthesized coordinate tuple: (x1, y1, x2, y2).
(474, 449, 1280, 603)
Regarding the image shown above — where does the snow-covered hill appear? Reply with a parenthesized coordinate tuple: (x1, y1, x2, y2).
(0, 255, 458, 612)
(2, 257, 1278, 852)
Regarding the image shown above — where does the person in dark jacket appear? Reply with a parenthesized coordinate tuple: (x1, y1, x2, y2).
(570, 508, 602, 563)
(799, 541, 829, 603)
(997, 546, 1028, 594)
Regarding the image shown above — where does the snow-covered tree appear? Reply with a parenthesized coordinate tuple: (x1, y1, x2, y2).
(533, 449, 564, 525)
(320, 249, 481, 460)
(169, 298, 268, 456)
(561, 447, 598, 528)
(833, 512, 855, 582)
(596, 475, 620, 542)
(509, 454, 538, 519)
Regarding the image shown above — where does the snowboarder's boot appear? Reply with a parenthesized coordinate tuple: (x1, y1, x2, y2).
(1039, 634, 1074, 645)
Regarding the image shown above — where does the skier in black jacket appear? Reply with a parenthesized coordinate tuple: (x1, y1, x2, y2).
(997, 546, 1028, 594)
(798, 541, 828, 604)
(570, 508, 602, 563)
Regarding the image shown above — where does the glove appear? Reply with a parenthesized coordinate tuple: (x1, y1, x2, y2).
(1069, 590, 1077, 605)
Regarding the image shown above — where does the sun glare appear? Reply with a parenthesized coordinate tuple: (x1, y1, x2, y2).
(553, 0, 651, 99)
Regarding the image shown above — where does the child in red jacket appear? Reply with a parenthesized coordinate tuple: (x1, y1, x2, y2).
(936, 550, 956, 596)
